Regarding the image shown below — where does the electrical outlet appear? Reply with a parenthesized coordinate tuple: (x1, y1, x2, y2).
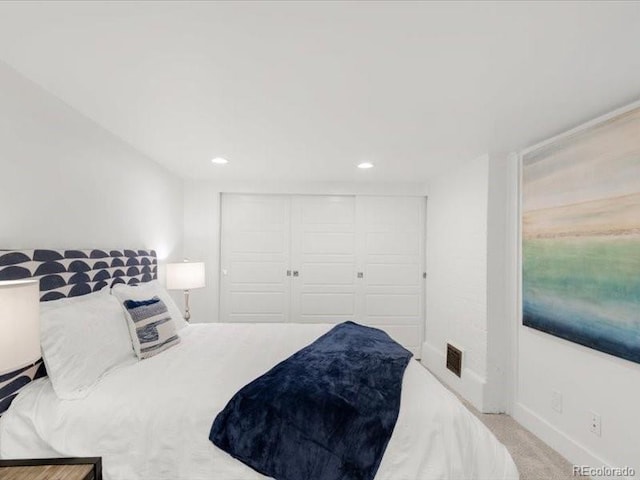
(551, 391, 563, 413)
(589, 411, 601, 436)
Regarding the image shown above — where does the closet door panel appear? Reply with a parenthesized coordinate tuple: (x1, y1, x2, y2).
(290, 196, 358, 323)
(366, 264, 420, 286)
(220, 194, 291, 323)
(374, 325, 422, 350)
(357, 196, 425, 356)
(366, 293, 421, 317)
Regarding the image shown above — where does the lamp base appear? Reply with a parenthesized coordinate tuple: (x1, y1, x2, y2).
(183, 290, 191, 322)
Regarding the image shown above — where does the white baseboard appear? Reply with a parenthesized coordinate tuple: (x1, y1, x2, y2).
(513, 402, 629, 480)
(420, 341, 487, 411)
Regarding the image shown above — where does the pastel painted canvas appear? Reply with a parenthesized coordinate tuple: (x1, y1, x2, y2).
(522, 107, 640, 364)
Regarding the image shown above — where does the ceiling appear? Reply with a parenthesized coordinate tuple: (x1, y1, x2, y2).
(0, 1, 639, 183)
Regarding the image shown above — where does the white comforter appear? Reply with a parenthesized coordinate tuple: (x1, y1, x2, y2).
(0, 324, 518, 480)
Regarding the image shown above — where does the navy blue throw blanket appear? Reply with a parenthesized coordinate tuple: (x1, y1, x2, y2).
(209, 321, 413, 480)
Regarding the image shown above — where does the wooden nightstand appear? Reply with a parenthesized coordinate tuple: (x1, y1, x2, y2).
(0, 457, 102, 480)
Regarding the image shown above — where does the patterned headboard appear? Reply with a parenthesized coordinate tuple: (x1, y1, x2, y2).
(0, 248, 157, 416)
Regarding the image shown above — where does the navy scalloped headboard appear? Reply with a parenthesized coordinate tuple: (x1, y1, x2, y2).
(0, 248, 157, 416)
(0, 248, 157, 301)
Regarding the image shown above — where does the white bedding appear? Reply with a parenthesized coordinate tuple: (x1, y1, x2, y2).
(0, 323, 518, 480)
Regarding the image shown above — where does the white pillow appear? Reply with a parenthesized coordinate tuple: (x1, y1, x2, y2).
(111, 280, 188, 330)
(40, 289, 135, 400)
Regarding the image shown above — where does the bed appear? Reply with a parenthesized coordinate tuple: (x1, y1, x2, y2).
(0, 248, 519, 480)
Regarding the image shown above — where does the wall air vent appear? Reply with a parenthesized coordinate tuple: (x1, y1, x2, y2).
(446, 343, 462, 377)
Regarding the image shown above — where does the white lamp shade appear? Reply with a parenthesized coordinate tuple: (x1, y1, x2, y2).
(0, 280, 40, 374)
(166, 262, 206, 290)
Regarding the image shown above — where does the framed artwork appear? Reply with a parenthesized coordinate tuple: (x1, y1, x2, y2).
(522, 106, 640, 364)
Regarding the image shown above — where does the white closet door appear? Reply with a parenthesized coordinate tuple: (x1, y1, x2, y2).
(220, 194, 291, 323)
(290, 196, 358, 323)
(357, 196, 425, 356)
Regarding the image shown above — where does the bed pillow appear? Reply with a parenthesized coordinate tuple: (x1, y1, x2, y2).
(111, 280, 187, 329)
(40, 289, 136, 400)
(120, 296, 180, 359)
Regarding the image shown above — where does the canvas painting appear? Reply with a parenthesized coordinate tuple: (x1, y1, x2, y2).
(522, 107, 640, 364)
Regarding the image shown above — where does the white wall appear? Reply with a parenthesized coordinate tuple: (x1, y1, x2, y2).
(485, 152, 513, 412)
(0, 61, 183, 273)
(515, 329, 640, 478)
(503, 114, 640, 477)
(425, 142, 640, 471)
(183, 183, 221, 323)
(428, 142, 640, 473)
(422, 155, 490, 410)
(422, 153, 513, 413)
(183, 180, 428, 323)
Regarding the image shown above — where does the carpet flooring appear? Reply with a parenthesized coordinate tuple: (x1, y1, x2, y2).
(461, 399, 584, 480)
(421, 363, 586, 479)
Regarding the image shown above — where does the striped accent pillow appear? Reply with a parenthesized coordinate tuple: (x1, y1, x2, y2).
(122, 296, 180, 359)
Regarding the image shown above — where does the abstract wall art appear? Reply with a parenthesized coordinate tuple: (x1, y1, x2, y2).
(522, 106, 640, 364)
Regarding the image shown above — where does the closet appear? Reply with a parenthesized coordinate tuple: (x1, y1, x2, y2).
(220, 194, 425, 355)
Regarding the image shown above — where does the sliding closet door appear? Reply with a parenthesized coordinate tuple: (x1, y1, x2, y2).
(220, 194, 426, 355)
(357, 196, 425, 356)
(219, 194, 291, 322)
(290, 196, 358, 323)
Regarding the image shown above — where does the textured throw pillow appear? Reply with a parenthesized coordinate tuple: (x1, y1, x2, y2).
(40, 289, 136, 399)
(112, 280, 188, 330)
(121, 296, 180, 359)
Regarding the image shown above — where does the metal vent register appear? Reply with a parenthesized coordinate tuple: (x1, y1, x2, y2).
(446, 343, 462, 377)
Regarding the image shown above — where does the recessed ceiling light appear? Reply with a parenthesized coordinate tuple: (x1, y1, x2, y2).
(211, 157, 228, 165)
(357, 162, 374, 169)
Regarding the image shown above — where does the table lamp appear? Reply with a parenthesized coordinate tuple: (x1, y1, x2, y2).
(166, 261, 205, 322)
(0, 280, 40, 376)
